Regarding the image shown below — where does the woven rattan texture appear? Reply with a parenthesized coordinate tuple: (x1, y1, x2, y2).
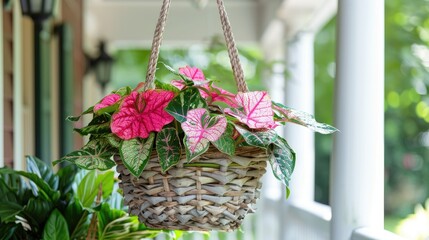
(115, 146, 267, 231)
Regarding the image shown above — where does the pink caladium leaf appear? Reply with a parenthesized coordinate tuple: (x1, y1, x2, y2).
(207, 85, 238, 107)
(181, 108, 227, 160)
(224, 91, 277, 129)
(172, 66, 237, 107)
(94, 93, 121, 112)
(179, 66, 206, 80)
(111, 90, 175, 140)
(171, 80, 186, 90)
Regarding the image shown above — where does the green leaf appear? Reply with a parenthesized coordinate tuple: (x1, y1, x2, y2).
(0, 222, 26, 240)
(0, 202, 23, 223)
(120, 134, 155, 177)
(156, 128, 182, 172)
(77, 171, 100, 208)
(97, 203, 160, 240)
(234, 125, 278, 149)
(0, 168, 60, 203)
(98, 171, 115, 200)
(272, 101, 338, 134)
(96, 103, 120, 115)
(165, 87, 207, 123)
(97, 203, 125, 236)
(114, 86, 132, 96)
(106, 133, 122, 148)
(22, 197, 54, 230)
(57, 164, 78, 197)
(74, 113, 111, 136)
(56, 138, 116, 170)
(0, 176, 20, 203)
(184, 136, 209, 163)
(161, 62, 193, 84)
(268, 136, 296, 188)
(66, 106, 94, 122)
(155, 80, 180, 93)
(26, 156, 59, 191)
(212, 123, 235, 155)
(65, 200, 90, 240)
(42, 209, 70, 240)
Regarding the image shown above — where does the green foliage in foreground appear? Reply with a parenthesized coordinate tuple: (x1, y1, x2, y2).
(0, 156, 180, 240)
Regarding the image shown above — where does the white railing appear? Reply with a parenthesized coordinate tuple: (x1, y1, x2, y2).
(283, 201, 331, 240)
(156, 200, 407, 240)
(351, 227, 406, 240)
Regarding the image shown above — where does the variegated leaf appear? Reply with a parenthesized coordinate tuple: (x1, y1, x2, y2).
(272, 101, 338, 134)
(172, 65, 238, 107)
(179, 66, 206, 80)
(234, 124, 277, 149)
(225, 91, 276, 129)
(156, 128, 182, 172)
(166, 87, 208, 123)
(105, 134, 122, 148)
(111, 90, 175, 140)
(114, 86, 132, 96)
(212, 123, 235, 155)
(66, 106, 94, 122)
(73, 113, 111, 136)
(155, 80, 180, 93)
(184, 136, 210, 163)
(120, 133, 155, 177)
(181, 108, 227, 154)
(94, 93, 121, 112)
(268, 136, 296, 190)
(56, 138, 116, 170)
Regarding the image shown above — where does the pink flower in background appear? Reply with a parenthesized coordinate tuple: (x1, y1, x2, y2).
(111, 90, 175, 140)
(225, 91, 277, 129)
(94, 93, 121, 112)
(172, 66, 238, 107)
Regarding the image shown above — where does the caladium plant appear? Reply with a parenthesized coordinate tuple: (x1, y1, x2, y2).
(55, 64, 337, 196)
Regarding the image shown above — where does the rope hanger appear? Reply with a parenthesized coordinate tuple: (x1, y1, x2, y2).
(144, 0, 248, 93)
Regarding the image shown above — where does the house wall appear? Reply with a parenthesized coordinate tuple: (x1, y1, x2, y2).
(22, 17, 34, 166)
(1, 0, 84, 167)
(62, 0, 84, 150)
(3, 5, 14, 168)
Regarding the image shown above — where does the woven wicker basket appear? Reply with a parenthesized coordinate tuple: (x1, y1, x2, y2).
(115, 146, 267, 231)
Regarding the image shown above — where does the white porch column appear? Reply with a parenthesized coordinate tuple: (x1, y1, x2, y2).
(331, 0, 384, 239)
(260, 19, 288, 240)
(13, 0, 23, 170)
(285, 32, 315, 202)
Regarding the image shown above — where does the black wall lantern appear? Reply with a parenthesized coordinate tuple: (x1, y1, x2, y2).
(20, 0, 55, 24)
(20, 0, 56, 161)
(89, 41, 114, 94)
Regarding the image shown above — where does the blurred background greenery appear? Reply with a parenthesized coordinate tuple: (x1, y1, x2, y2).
(314, 0, 429, 234)
(108, 0, 429, 235)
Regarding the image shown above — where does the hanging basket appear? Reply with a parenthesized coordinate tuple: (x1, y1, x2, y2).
(55, 0, 337, 234)
(115, 145, 267, 231)
(111, 0, 270, 231)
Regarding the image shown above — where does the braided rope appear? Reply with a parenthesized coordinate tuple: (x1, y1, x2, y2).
(144, 0, 171, 91)
(144, 0, 248, 92)
(215, 0, 248, 92)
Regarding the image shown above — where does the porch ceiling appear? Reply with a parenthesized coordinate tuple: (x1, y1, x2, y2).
(84, 0, 336, 49)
